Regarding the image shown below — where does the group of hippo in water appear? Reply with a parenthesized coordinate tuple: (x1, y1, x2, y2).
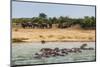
(34, 43, 94, 59)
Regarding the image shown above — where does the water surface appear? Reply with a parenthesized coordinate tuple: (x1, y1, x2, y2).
(12, 42, 96, 66)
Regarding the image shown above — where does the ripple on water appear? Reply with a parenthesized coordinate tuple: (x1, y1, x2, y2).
(12, 42, 96, 65)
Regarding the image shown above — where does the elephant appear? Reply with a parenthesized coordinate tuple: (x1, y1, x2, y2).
(32, 23, 39, 28)
(48, 23, 52, 28)
(40, 23, 48, 29)
(20, 22, 39, 29)
(27, 22, 33, 28)
(21, 22, 27, 28)
(20, 22, 53, 29)
(21, 22, 33, 28)
(58, 23, 71, 28)
(39, 23, 53, 29)
(31, 23, 48, 29)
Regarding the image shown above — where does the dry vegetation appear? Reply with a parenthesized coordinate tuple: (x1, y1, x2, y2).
(12, 27, 95, 42)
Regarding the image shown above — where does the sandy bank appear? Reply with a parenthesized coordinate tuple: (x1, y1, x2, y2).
(12, 28, 95, 42)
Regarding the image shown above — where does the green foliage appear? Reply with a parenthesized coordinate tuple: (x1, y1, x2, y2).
(12, 18, 31, 23)
(12, 13, 96, 29)
(52, 17, 58, 24)
(81, 16, 96, 28)
(39, 13, 47, 18)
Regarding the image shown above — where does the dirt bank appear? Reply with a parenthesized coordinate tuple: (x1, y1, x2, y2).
(12, 28, 95, 42)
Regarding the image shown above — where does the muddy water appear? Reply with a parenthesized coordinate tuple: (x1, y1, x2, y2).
(12, 42, 96, 66)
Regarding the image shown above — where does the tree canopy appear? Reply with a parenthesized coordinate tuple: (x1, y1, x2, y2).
(12, 13, 96, 29)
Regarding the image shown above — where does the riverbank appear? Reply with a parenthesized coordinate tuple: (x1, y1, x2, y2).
(12, 28, 95, 42)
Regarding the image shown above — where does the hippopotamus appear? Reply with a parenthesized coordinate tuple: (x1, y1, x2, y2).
(71, 48, 82, 53)
(53, 47, 60, 52)
(40, 48, 52, 52)
(34, 53, 42, 59)
(80, 43, 94, 50)
(81, 47, 94, 50)
(80, 43, 87, 49)
(60, 48, 68, 54)
(41, 40, 46, 44)
(34, 45, 94, 59)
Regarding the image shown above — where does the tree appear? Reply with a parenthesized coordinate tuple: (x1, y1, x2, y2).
(39, 13, 47, 18)
(81, 16, 96, 28)
(52, 17, 58, 24)
(73, 18, 83, 25)
(58, 16, 65, 23)
(31, 17, 39, 23)
(91, 16, 96, 27)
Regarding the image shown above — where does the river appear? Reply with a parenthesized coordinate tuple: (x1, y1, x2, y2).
(12, 42, 96, 66)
